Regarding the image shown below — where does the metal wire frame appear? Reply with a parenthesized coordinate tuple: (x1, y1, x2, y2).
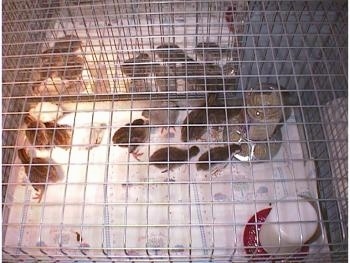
(2, 0, 348, 262)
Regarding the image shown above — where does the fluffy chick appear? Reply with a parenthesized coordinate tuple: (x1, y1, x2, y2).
(196, 144, 241, 172)
(194, 42, 232, 61)
(44, 121, 73, 149)
(155, 43, 194, 62)
(181, 106, 209, 142)
(38, 50, 64, 79)
(59, 54, 85, 80)
(39, 51, 84, 80)
(120, 53, 152, 78)
(149, 146, 200, 172)
(176, 62, 221, 91)
(141, 101, 179, 135)
(152, 64, 177, 92)
(17, 148, 61, 203)
(112, 118, 149, 161)
(53, 35, 83, 53)
(181, 105, 241, 142)
(176, 62, 232, 107)
(24, 114, 50, 148)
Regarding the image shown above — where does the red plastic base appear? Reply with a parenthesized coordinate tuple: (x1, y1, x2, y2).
(243, 207, 309, 261)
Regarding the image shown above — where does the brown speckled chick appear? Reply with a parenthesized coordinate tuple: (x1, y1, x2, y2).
(181, 105, 241, 142)
(53, 35, 83, 53)
(39, 50, 84, 80)
(24, 115, 73, 149)
(112, 118, 150, 161)
(155, 43, 194, 62)
(18, 148, 61, 203)
(149, 146, 200, 172)
(152, 64, 177, 92)
(38, 50, 64, 80)
(44, 121, 73, 149)
(176, 62, 222, 91)
(24, 115, 50, 148)
(194, 42, 233, 61)
(59, 55, 85, 80)
(196, 144, 241, 172)
(120, 53, 152, 78)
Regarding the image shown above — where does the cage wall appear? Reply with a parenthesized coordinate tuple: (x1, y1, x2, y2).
(2, 0, 348, 262)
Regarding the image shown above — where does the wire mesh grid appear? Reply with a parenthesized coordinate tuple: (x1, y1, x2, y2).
(2, 0, 347, 262)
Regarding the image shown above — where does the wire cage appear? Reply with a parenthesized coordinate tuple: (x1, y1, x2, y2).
(2, 0, 347, 262)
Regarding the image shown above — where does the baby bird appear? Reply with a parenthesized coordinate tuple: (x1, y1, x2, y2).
(128, 79, 154, 93)
(59, 54, 85, 80)
(39, 50, 64, 79)
(194, 42, 231, 61)
(194, 42, 220, 60)
(17, 148, 61, 203)
(208, 107, 242, 125)
(196, 144, 241, 172)
(44, 121, 73, 149)
(155, 43, 194, 62)
(24, 114, 73, 149)
(141, 101, 179, 135)
(181, 106, 209, 142)
(24, 114, 50, 148)
(181, 105, 241, 142)
(112, 118, 149, 161)
(39, 51, 84, 80)
(120, 53, 152, 78)
(53, 35, 83, 53)
(176, 63, 233, 107)
(177, 62, 225, 91)
(149, 146, 200, 172)
(152, 64, 177, 92)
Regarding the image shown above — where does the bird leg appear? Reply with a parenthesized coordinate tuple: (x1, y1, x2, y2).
(131, 149, 143, 161)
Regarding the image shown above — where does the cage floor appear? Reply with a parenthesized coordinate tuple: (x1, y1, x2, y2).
(4, 102, 329, 260)
(2, 0, 347, 261)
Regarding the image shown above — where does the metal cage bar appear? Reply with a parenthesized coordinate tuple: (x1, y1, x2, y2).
(2, 0, 347, 262)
